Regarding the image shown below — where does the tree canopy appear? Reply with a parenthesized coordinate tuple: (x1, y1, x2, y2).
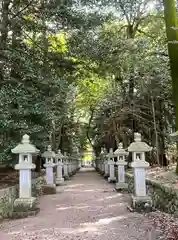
(0, 0, 178, 170)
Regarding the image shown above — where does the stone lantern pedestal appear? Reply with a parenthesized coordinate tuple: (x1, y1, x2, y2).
(128, 133, 152, 212)
(107, 149, 116, 183)
(114, 143, 128, 191)
(11, 134, 39, 218)
(100, 160, 104, 175)
(55, 150, 65, 186)
(42, 145, 56, 195)
(63, 152, 69, 180)
(64, 161, 69, 180)
(56, 162, 64, 185)
(71, 157, 76, 175)
(115, 161, 128, 190)
(131, 159, 152, 210)
(100, 148, 105, 175)
(43, 162, 56, 194)
(68, 159, 73, 177)
(104, 160, 109, 178)
(108, 161, 116, 182)
(13, 163, 38, 217)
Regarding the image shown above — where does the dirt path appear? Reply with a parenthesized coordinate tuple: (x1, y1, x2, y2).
(0, 168, 156, 240)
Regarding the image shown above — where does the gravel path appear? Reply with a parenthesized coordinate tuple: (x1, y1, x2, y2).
(0, 168, 157, 240)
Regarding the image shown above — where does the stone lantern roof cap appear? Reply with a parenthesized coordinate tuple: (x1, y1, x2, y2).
(114, 143, 129, 156)
(107, 148, 114, 158)
(11, 134, 39, 154)
(55, 149, 64, 159)
(63, 152, 69, 159)
(100, 148, 105, 156)
(42, 145, 55, 158)
(128, 133, 152, 152)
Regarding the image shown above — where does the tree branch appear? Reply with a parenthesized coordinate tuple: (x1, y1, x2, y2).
(10, 0, 34, 20)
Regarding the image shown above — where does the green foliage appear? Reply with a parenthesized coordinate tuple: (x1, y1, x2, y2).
(0, 0, 177, 168)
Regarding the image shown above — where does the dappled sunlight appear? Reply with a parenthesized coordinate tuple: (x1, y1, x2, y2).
(81, 214, 128, 227)
(96, 193, 123, 201)
(64, 188, 109, 193)
(107, 202, 126, 208)
(56, 205, 89, 211)
(67, 184, 84, 188)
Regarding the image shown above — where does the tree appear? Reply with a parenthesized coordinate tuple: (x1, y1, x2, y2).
(163, 0, 178, 130)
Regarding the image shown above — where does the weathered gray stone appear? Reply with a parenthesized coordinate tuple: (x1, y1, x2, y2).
(0, 175, 45, 219)
(126, 172, 178, 215)
(116, 182, 128, 191)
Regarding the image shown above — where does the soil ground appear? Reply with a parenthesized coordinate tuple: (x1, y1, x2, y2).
(0, 168, 160, 240)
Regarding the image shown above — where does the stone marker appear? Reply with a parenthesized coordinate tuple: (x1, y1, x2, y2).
(108, 148, 116, 183)
(100, 148, 105, 175)
(72, 147, 80, 173)
(68, 157, 72, 177)
(114, 142, 128, 191)
(103, 148, 109, 178)
(128, 132, 152, 211)
(55, 149, 65, 185)
(11, 134, 39, 218)
(63, 152, 69, 180)
(42, 145, 56, 194)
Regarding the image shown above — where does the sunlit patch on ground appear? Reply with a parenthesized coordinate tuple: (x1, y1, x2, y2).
(0, 168, 161, 240)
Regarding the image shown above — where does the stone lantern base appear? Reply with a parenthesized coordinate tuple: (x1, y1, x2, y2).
(130, 195, 152, 212)
(115, 182, 128, 191)
(104, 173, 109, 178)
(42, 184, 56, 195)
(56, 177, 65, 186)
(12, 197, 39, 219)
(72, 169, 77, 175)
(108, 176, 116, 183)
(64, 174, 69, 180)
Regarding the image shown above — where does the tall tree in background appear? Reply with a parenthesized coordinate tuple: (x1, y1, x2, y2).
(163, 0, 178, 172)
(163, 0, 178, 130)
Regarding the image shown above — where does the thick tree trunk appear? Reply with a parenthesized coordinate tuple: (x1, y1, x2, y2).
(0, 0, 11, 84)
(163, 0, 178, 172)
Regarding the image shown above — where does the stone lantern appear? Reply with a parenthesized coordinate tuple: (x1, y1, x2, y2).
(100, 148, 105, 175)
(55, 149, 64, 185)
(73, 146, 80, 173)
(114, 142, 129, 190)
(103, 148, 109, 178)
(76, 148, 81, 171)
(128, 132, 152, 210)
(63, 152, 69, 180)
(42, 145, 56, 194)
(11, 134, 39, 215)
(68, 154, 73, 177)
(70, 153, 75, 175)
(107, 148, 116, 183)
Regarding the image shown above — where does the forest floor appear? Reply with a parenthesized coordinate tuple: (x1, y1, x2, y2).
(0, 168, 176, 240)
(0, 166, 19, 189)
(146, 165, 178, 184)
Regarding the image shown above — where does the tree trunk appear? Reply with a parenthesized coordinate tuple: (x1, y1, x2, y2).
(163, 0, 178, 172)
(0, 0, 11, 84)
